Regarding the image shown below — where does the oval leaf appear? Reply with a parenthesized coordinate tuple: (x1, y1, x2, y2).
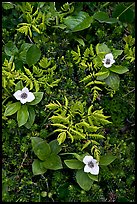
(105, 72, 120, 90)
(43, 153, 63, 170)
(112, 4, 134, 23)
(32, 159, 47, 175)
(29, 92, 44, 105)
(96, 70, 110, 80)
(64, 11, 93, 32)
(93, 11, 118, 24)
(49, 139, 61, 154)
(96, 43, 111, 54)
(110, 65, 129, 74)
(93, 11, 109, 23)
(4, 102, 21, 116)
(17, 104, 29, 127)
(100, 154, 117, 166)
(76, 169, 93, 191)
(112, 50, 123, 59)
(24, 106, 36, 129)
(26, 44, 41, 67)
(15, 81, 24, 92)
(2, 2, 14, 9)
(64, 159, 84, 169)
(4, 41, 18, 56)
(33, 141, 51, 161)
(88, 173, 99, 181)
(57, 132, 66, 145)
(31, 137, 44, 150)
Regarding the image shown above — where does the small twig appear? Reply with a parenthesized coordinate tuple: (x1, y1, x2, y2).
(117, 3, 135, 19)
(18, 152, 27, 170)
(28, 35, 34, 44)
(123, 88, 135, 97)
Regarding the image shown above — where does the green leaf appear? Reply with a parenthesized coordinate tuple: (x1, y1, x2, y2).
(75, 38, 85, 46)
(112, 50, 123, 59)
(19, 43, 32, 63)
(93, 11, 118, 24)
(105, 72, 120, 91)
(43, 153, 63, 170)
(104, 18, 119, 24)
(100, 154, 117, 166)
(57, 132, 66, 145)
(17, 104, 29, 127)
(60, 152, 87, 162)
(50, 115, 69, 124)
(88, 134, 105, 139)
(76, 169, 93, 191)
(24, 106, 36, 129)
(4, 102, 21, 116)
(51, 123, 67, 129)
(96, 43, 111, 54)
(110, 65, 129, 74)
(88, 173, 99, 182)
(93, 11, 109, 22)
(29, 92, 44, 105)
(46, 103, 60, 110)
(15, 81, 24, 92)
(2, 2, 14, 9)
(26, 44, 41, 67)
(112, 3, 134, 23)
(63, 11, 93, 32)
(33, 141, 51, 161)
(31, 137, 44, 150)
(49, 139, 61, 154)
(96, 70, 110, 80)
(64, 159, 84, 169)
(4, 41, 18, 56)
(32, 159, 47, 175)
(52, 24, 67, 29)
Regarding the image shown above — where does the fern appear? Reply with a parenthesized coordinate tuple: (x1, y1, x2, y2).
(46, 97, 111, 145)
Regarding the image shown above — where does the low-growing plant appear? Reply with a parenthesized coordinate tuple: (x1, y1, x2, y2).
(2, 1, 135, 202)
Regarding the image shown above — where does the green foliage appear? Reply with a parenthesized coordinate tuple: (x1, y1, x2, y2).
(72, 42, 129, 97)
(26, 45, 41, 67)
(31, 137, 62, 175)
(63, 11, 93, 32)
(99, 154, 117, 166)
(76, 169, 93, 191)
(46, 97, 111, 147)
(4, 89, 43, 128)
(4, 102, 21, 116)
(17, 104, 29, 127)
(93, 11, 118, 24)
(2, 1, 135, 202)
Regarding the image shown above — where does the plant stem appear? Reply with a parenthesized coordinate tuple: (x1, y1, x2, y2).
(117, 3, 134, 19)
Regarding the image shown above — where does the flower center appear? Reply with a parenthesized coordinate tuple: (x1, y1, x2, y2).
(106, 58, 111, 64)
(88, 161, 94, 168)
(21, 92, 28, 99)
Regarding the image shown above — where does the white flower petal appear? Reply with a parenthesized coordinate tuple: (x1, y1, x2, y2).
(91, 158, 98, 163)
(105, 53, 113, 60)
(84, 165, 91, 173)
(22, 87, 29, 94)
(83, 156, 93, 164)
(20, 98, 28, 104)
(89, 163, 99, 175)
(103, 63, 112, 68)
(13, 90, 22, 100)
(26, 92, 35, 102)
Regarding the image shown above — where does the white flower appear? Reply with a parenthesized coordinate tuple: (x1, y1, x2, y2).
(13, 87, 35, 104)
(102, 53, 115, 68)
(83, 155, 99, 175)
